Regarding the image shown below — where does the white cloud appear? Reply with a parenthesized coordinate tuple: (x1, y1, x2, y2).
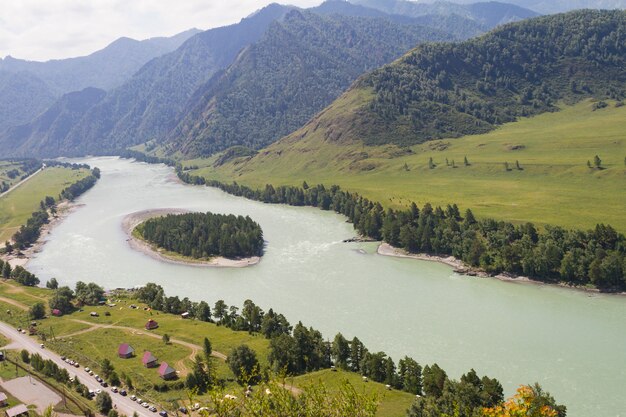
(1, 0, 323, 61)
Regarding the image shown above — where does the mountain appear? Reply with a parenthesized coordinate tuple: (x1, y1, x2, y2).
(0, 29, 200, 95)
(448, 0, 626, 14)
(165, 9, 453, 157)
(348, 0, 539, 27)
(0, 88, 106, 157)
(0, 71, 56, 132)
(242, 9, 625, 150)
(47, 4, 294, 156)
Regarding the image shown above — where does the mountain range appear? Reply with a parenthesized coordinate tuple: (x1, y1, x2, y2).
(446, 0, 626, 14)
(0, 0, 542, 158)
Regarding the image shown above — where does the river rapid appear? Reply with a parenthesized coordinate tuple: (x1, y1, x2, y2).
(28, 157, 626, 417)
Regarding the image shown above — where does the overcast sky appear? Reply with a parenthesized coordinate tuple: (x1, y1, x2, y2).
(0, 0, 323, 62)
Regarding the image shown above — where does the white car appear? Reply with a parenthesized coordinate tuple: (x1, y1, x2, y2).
(111, 387, 118, 393)
(85, 367, 90, 372)
(40, 344, 44, 348)
(130, 395, 137, 401)
(142, 402, 149, 408)
(96, 389, 102, 394)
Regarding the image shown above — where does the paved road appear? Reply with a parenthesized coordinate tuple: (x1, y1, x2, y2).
(0, 321, 155, 417)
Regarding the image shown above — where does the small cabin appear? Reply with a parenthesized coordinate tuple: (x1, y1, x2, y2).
(158, 362, 176, 380)
(51, 309, 62, 317)
(118, 343, 135, 359)
(142, 351, 158, 368)
(145, 319, 158, 330)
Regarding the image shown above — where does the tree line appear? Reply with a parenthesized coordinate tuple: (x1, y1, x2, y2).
(132, 283, 565, 416)
(48, 280, 105, 314)
(0, 259, 40, 286)
(137, 212, 264, 259)
(176, 168, 626, 291)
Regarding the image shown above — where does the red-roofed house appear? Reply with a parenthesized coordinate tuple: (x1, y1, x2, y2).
(142, 351, 158, 368)
(51, 309, 62, 317)
(145, 319, 158, 330)
(158, 362, 176, 380)
(118, 343, 135, 359)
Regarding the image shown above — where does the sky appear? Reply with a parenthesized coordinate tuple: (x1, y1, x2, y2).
(0, 0, 323, 62)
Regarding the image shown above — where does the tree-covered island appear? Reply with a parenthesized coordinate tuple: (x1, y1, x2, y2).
(134, 212, 264, 260)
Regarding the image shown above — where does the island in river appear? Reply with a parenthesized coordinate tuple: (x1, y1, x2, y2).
(124, 209, 261, 268)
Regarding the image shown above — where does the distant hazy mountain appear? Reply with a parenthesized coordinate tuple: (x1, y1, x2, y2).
(444, 0, 626, 14)
(165, 9, 453, 157)
(35, 4, 294, 156)
(0, 29, 200, 95)
(0, 87, 106, 157)
(0, 71, 56, 132)
(348, 0, 539, 26)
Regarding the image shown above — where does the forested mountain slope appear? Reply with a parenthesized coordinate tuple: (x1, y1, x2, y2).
(0, 88, 106, 157)
(0, 29, 200, 95)
(44, 4, 294, 156)
(0, 71, 56, 132)
(269, 10, 626, 148)
(165, 9, 453, 157)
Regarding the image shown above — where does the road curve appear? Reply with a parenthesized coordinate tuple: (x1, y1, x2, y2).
(0, 320, 156, 417)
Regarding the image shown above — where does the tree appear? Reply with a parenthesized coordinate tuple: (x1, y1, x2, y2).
(268, 334, 298, 374)
(74, 281, 104, 306)
(107, 410, 119, 417)
(20, 349, 30, 363)
(213, 300, 227, 322)
(504, 161, 510, 171)
(109, 371, 121, 387)
(101, 358, 114, 379)
(350, 337, 367, 372)
(203, 337, 212, 360)
(49, 286, 74, 314)
(227, 345, 259, 384)
(2, 262, 11, 279)
(162, 333, 170, 344)
(464, 156, 470, 166)
(46, 278, 58, 289)
(594, 155, 602, 168)
(482, 384, 566, 417)
(587, 160, 592, 168)
(398, 356, 422, 394)
(515, 160, 522, 170)
(30, 302, 46, 320)
(195, 301, 211, 322)
(96, 391, 113, 413)
(428, 157, 435, 169)
(331, 333, 351, 370)
(422, 364, 447, 398)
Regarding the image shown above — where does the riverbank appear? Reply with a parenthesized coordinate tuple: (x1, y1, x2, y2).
(376, 243, 626, 296)
(2, 201, 80, 268)
(122, 209, 261, 268)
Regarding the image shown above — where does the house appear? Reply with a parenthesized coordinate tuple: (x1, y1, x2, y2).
(142, 351, 158, 368)
(118, 343, 135, 359)
(5, 404, 28, 417)
(51, 309, 62, 317)
(181, 312, 190, 319)
(0, 392, 7, 406)
(145, 319, 158, 330)
(158, 362, 176, 380)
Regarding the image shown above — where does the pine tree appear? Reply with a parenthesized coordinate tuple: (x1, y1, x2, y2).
(594, 155, 602, 168)
(516, 160, 522, 170)
(464, 156, 470, 166)
(428, 157, 435, 169)
(504, 162, 510, 171)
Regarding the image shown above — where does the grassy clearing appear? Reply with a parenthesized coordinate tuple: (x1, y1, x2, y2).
(0, 167, 89, 242)
(292, 369, 415, 417)
(197, 99, 626, 232)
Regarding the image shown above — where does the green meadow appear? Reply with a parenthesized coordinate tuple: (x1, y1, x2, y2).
(194, 99, 626, 232)
(0, 167, 89, 242)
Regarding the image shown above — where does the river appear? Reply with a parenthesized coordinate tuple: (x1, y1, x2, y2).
(28, 157, 626, 417)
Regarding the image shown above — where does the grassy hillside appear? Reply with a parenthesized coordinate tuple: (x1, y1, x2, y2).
(0, 166, 89, 242)
(191, 99, 626, 232)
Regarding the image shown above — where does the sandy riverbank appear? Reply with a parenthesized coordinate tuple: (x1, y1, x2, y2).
(2, 201, 81, 268)
(122, 209, 261, 268)
(375, 242, 626, 296)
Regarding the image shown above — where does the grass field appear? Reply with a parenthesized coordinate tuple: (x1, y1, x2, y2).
(292, 369, 415, 417)
(194, 99, 626, 232)
(0, 281, 416, 416)
(0, 166, 89, 242)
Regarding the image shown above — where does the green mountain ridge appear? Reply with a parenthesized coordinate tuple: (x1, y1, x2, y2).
(0, 71, 57, 133)
(266, 9, 626, 148)
(164, 9, 454, 157)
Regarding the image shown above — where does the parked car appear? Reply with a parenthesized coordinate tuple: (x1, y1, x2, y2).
(159, 411, 168, 417)
(84, 367, 90, 372)
(130, 395, 136, 401)
(142, 402, 149, 408)
(74, 362, 80, 368)
(149, 406, 157, 412)
(40, 344, 44, 348)
(119, 390, 127, 396)
(100, 381, 108, 387)
(111, 387, 118, 393)
(178, 407, 187, 414)
(60, 356, 66, 361)
(96, 389, 102, 394)
(136, 398, 143, 404)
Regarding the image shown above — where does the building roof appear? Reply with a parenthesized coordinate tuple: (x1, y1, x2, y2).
(118, 343, 134, 356)
(6, 404, 28, 417)
(145, 319, 158, 328)
(0, 392, 7, 401)
(142, 351, 157, 364)
(158, 362, 176, 376)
